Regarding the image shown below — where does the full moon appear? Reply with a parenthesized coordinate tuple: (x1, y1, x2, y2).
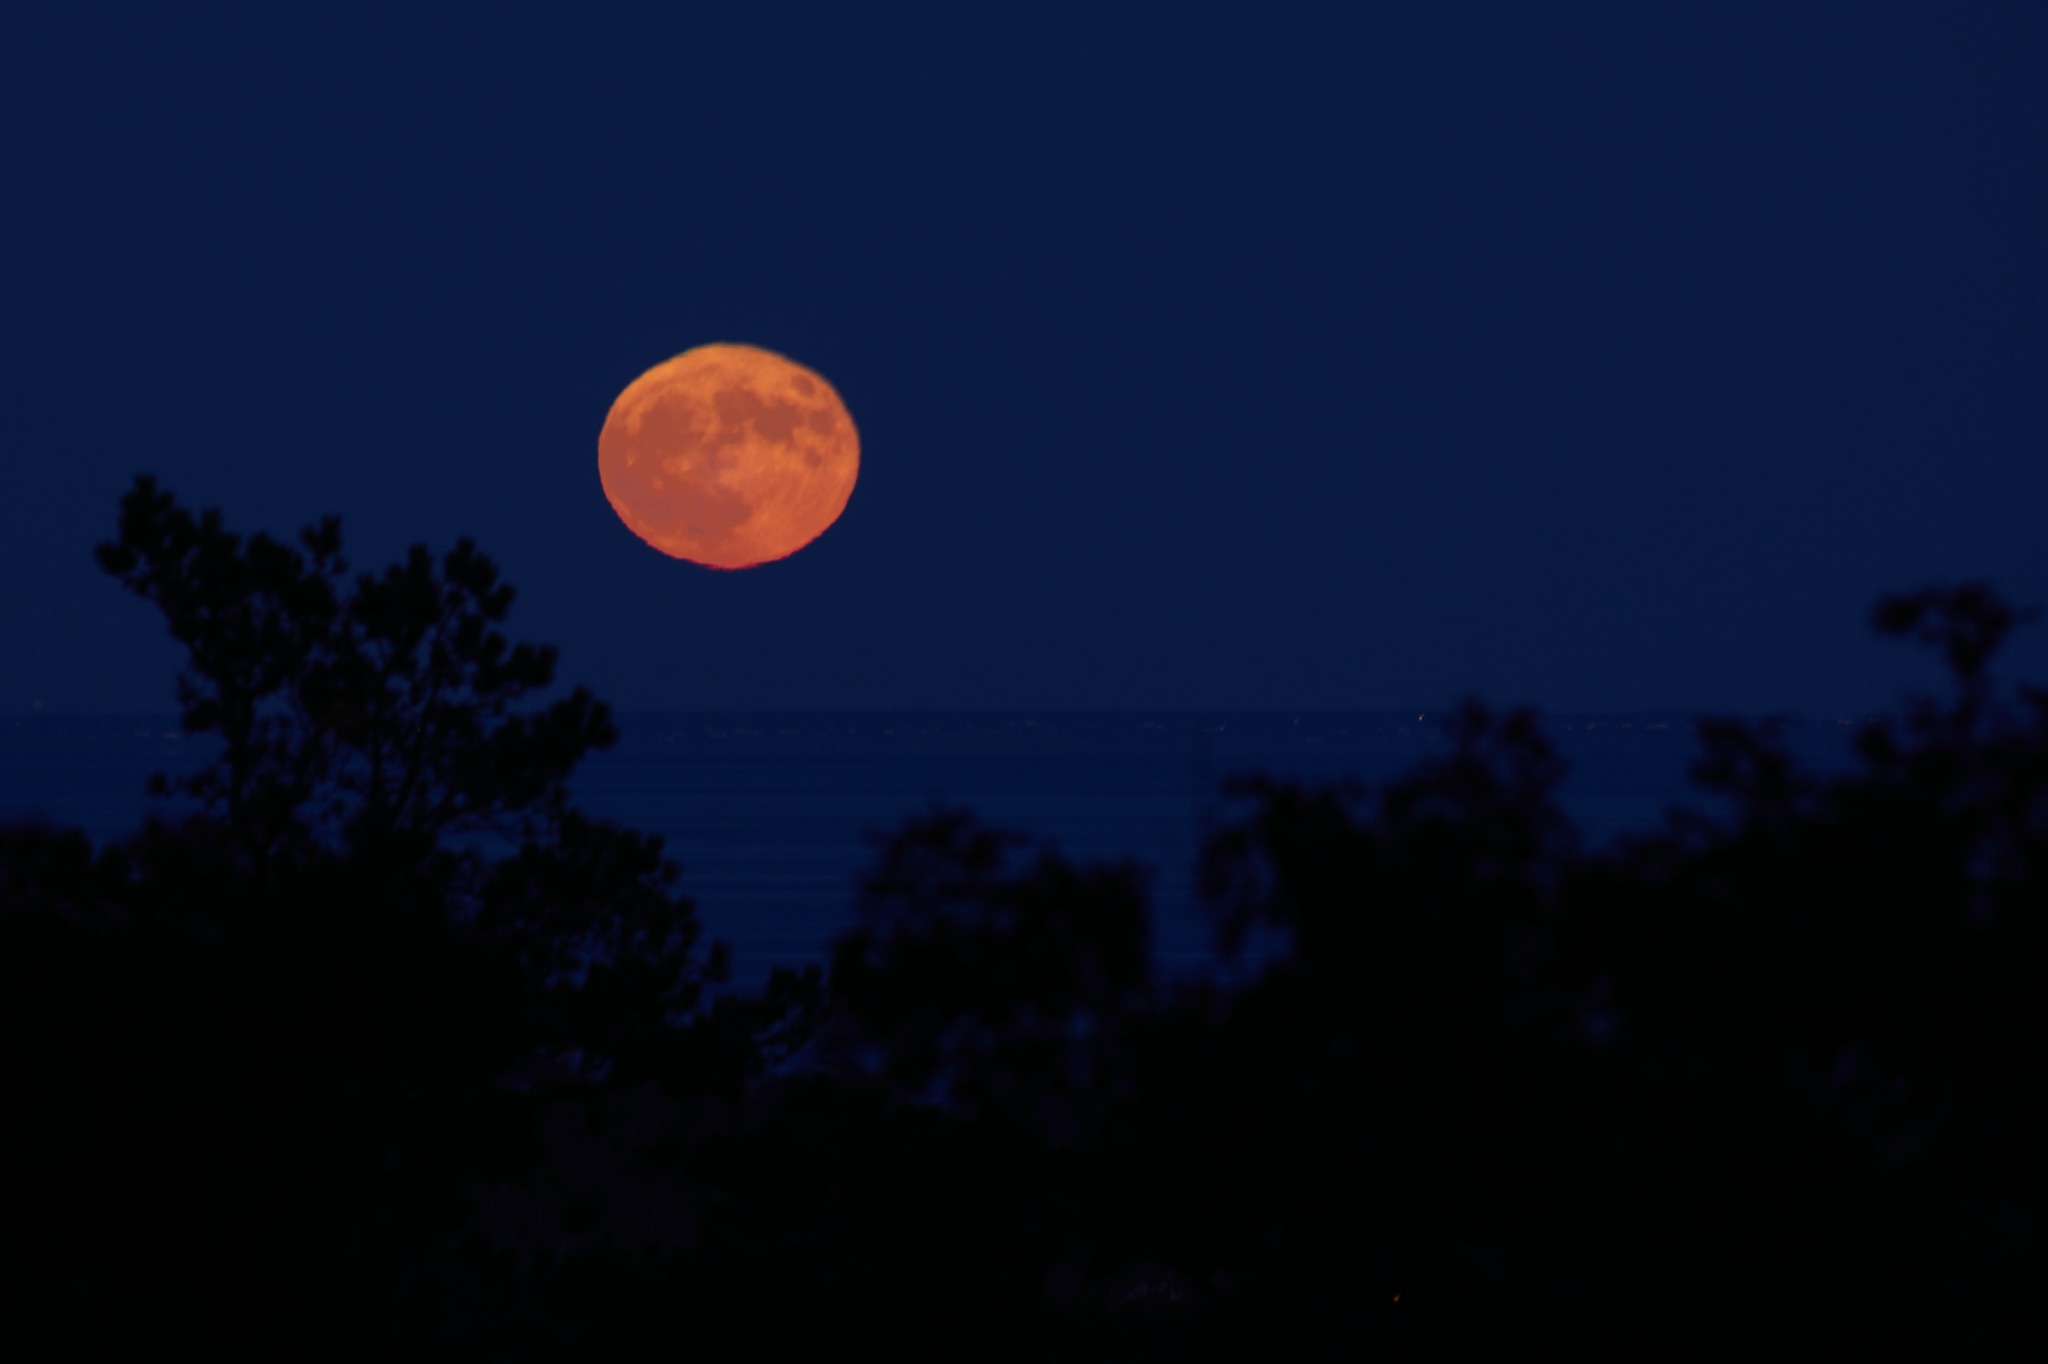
(597, 343, 859, 569)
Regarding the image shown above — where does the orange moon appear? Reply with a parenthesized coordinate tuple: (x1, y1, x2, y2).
(597, 343, 859, 569)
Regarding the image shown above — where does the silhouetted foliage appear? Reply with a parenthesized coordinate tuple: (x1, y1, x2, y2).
(6, 480, 748, 1355)
(7, 483, 2047, 1355)
(825, 807, 1150, 1137)
(96, 474, 616, 882)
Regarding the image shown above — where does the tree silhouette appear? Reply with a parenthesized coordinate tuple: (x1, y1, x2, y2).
(3, 477, 761, 1355)
(95, 474, 615, 882)
(8, 477, 2047, 1354)
(825, 806, 1151, 1135)
(91, 476, 741, 1075)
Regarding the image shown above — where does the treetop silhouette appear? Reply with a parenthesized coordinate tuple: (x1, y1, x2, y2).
(96, 474, 616, 881)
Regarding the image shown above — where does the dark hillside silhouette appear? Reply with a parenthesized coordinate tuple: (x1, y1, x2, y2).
(3, 479, 2044, 1355)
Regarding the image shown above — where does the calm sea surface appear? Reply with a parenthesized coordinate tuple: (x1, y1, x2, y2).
(0, 712, 1863, 986)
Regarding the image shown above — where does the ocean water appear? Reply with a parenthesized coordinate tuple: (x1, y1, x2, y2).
(0, 712, 1863, 986)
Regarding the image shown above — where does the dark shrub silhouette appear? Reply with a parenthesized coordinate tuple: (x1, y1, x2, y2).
(825, 806, 1151, 1137)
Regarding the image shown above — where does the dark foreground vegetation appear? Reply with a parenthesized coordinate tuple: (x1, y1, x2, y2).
(4, 479, 2044, 1357)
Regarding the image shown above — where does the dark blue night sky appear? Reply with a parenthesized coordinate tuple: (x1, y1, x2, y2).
(4, 2, 2044, 714)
